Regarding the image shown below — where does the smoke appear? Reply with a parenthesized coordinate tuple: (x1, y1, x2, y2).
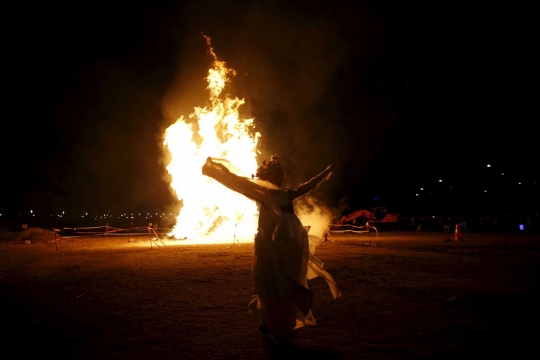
(294, 196, 340, 239)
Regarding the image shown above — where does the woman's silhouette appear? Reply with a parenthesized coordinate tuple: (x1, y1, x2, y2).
(202, 155, 341, 339)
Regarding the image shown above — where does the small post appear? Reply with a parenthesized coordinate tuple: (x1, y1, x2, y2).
(53, 229, 58, 251)
(233, 223, 240, 246)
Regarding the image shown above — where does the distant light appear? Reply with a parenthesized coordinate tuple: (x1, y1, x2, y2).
(487, 164, 491, 167)
(502, 173, 504, 175)
(439, 180, 442, 183)
(519, 182, 521, 185)
(519, 224, 525, 231)
(420, 188, 423, 190)
(416, 194, 419, 196)
(450, 186, 452, 189)
(484, 190, 487, 192)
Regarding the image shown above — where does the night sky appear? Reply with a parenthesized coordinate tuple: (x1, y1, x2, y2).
(2, 0, 536, 221)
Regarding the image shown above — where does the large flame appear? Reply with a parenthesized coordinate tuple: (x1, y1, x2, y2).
(163, 36, 260, 244)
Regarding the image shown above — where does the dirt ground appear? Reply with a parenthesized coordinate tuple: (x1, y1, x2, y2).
(1, 230, 539, 359)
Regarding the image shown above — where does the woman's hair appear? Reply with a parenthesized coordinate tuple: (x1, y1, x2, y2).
(256, 154, 284, 187)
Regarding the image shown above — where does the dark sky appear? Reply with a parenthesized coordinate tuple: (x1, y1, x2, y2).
(2, 0, 536, 217)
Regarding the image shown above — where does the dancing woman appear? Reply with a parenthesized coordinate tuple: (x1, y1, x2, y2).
(202, 155, 341, 339)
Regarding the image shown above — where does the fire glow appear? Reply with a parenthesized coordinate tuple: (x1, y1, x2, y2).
(163, 36, 260, 244)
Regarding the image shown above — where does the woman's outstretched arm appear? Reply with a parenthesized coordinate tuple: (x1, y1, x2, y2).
(201, 157, 267, 203)
(291, 164, 334, 200)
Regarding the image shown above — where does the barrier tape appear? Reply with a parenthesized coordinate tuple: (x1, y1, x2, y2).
(328, 223, 378, 237)
(58, 225, 173, 239)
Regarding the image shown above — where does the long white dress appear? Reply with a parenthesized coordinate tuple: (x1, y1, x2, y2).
(202, 158, 341, 337)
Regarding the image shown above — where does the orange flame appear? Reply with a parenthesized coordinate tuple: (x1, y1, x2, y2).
(163, 36, 260, 244)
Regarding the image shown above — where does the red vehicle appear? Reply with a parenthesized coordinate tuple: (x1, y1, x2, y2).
(336, 207, 399, 230)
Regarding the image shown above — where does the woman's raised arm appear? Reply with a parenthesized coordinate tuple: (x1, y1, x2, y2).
(291, 164, 334, 200)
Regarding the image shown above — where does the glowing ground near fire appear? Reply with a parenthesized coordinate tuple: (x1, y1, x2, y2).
(1, 231, 539, 359)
